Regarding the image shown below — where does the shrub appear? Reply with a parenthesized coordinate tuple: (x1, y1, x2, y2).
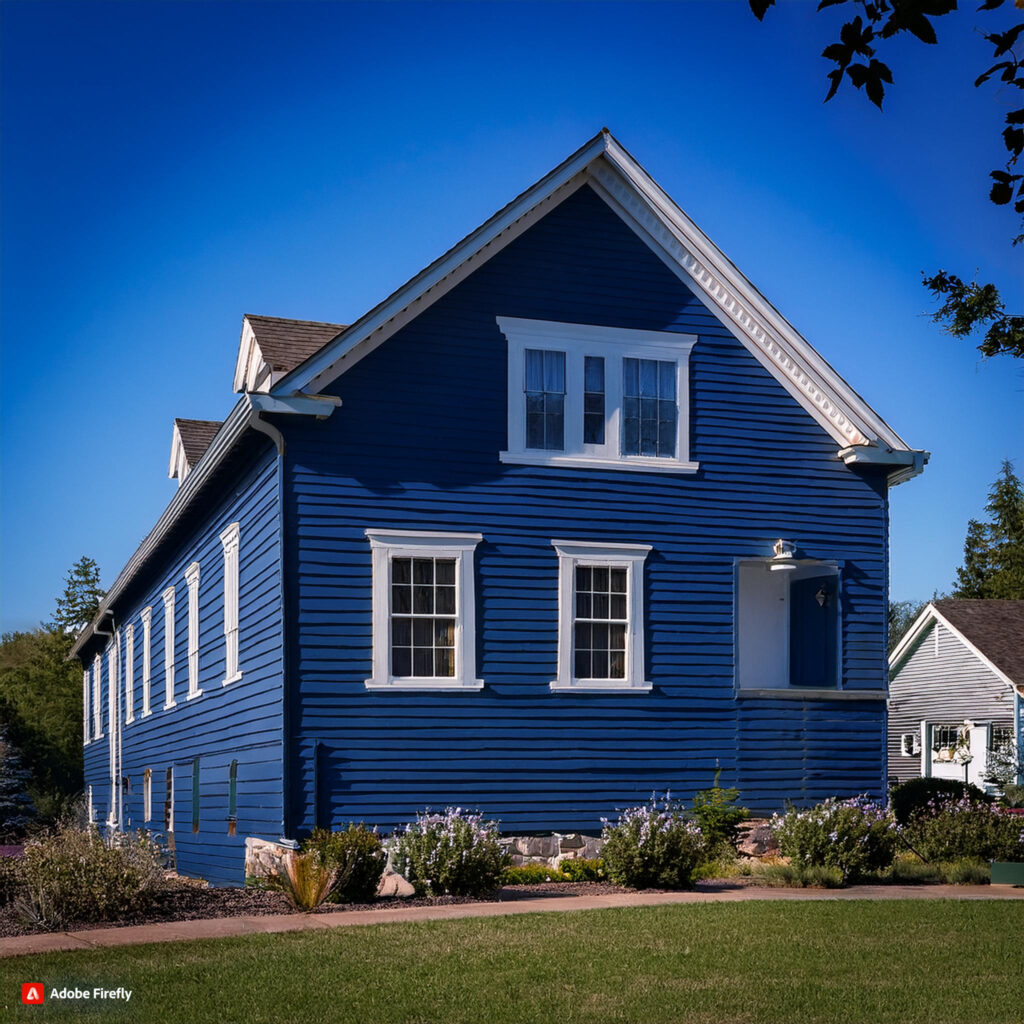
(601, 794, 709, 890)
(746, 860, 844, 889)
(1001, 784, 1024, 809)
(388, 808, 508, 897)
(691, 769, 750, 855)
(889, 777, 989, 825)
(0, 855, 20, 908)
(503, 864, 569, 885)
(15, 825, 166, 928)
(267, 851, 337, 911)
(770, 796, 897, 882)
(901, 796, 1024, 863)
(558, 857, 606, 882)
(304, 824, 386, 903)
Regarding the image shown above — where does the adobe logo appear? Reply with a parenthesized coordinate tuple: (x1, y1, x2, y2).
(22, 983, 45, 1005)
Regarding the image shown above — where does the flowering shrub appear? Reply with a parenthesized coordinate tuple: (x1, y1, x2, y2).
(388, 808, 508, 897)
(601, 794, 709, 889)
(771, 796, 897, 881)
(889, 777, 989, 825)
(900, 796, 1024, 863)
(304, 824, 386, 903)
(15, 825, 166, 928)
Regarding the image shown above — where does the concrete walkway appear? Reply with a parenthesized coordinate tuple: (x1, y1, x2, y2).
(3, 883, 1022, 959)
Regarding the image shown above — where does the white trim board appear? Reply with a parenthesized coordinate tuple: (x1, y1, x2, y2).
(276, 130, 925, 478)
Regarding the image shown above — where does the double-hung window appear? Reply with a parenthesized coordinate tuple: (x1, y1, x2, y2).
(185, 561, 202, 700)
(365, 529, 483, 690)
(162, 586, 176, 709)
(550, 540, 651, 692)
(124, 624, 135, 724)
(499, 317, 698, 473)
(141, 607, 153, 716)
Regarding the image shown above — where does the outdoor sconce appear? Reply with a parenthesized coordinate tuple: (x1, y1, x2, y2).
(769, 538, 797, 571)
(815, 587, 828, 607)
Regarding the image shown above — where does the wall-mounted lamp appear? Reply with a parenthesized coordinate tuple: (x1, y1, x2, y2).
(769, 538, 797, 571)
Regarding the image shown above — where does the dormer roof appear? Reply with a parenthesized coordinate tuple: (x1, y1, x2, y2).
(169, 418, 223, 484)
(233, 314, 346, 393)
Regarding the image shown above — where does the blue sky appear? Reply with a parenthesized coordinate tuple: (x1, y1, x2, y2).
(2, 0, 1021, 633)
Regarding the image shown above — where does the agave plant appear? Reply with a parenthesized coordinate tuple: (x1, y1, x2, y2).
(270, 851, 337, 911)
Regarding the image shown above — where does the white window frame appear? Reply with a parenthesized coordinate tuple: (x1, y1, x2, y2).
(108, 641, 117, 737)
(93, 653, 103, 739)
(83, 670, 90, 745)
(141, 606, 153, 717)
(220, 522, 242, 685)
(185, 561, 202, 700)
(497, 317, 699, 474)
(162, 586, 176, 709)
(143, 768, 152, 823)
(124, 623, 135, 724)
(364, 529, 484, 691)
(550, 540, 652, 692)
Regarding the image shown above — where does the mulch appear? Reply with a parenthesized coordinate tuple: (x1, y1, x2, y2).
(0, 880, 649, 939)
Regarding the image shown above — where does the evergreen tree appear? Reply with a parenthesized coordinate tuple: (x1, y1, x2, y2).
(52, 556, 104, 638)
(954, 461, 1024, 599)
(0, 726, 37, 840)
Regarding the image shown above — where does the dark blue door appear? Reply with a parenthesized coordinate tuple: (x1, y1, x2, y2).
(789, 575, 838, 688)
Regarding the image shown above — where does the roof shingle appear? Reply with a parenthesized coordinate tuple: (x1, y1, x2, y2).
(173, 419, 222, 468)
(244, 315, 346, 376)
(934, 599, 1024, 690)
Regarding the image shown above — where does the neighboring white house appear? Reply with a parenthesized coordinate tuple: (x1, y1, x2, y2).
(888, 600, 1024, 791)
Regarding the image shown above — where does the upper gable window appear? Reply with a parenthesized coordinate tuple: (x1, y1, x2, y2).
(498, 318, 698, 474)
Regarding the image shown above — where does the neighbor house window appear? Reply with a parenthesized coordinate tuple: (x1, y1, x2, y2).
(932, 724, 962, 753)
(220, 523, 242, 685)
(124, 624, 135, 724)
(162, 587, 176, 709)
(143, 768, 152, 823)
(93, 654, 103, 738)
(498, 317, 698, 474)
(185, 561, 202, 699)
(141, 606, 153, 716)
(990, 725, 1014, 753)
(365, 529, 483, 690)
(83, 671, 90, 746)
(550, 540, 651, 691)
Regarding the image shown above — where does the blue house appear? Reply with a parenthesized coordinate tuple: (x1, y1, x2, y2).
(73, 131, 928, 885)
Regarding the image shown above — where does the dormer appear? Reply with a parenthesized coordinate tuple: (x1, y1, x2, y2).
(233, 314, 346, 394)
(169, 419, 223, 485)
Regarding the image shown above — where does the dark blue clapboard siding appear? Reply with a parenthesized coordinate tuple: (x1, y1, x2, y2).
(280, 182, 890, 832)
(82, 448, 285, 885)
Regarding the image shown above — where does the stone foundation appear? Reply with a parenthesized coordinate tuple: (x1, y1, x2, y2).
(244, 837, 295, 881)
(502, 833, 604, 867)
(736, 819, 778, 857)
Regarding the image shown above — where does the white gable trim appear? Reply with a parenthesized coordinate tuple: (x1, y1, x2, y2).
(279, 130, 923, 476)
(168, 422, 190, 483)
(889, 603, 1019, 693)
(233, 317, 273, 394)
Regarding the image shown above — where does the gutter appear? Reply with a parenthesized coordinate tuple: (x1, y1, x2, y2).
(71, 392, 340, 661)
(837, 445, 929, 487)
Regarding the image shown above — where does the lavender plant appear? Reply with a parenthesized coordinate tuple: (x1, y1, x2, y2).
(601, 793, 709, 889)
(388, 808, 508, 897)
(900, 795, 1024, 864)
(771, 796, 897, 882)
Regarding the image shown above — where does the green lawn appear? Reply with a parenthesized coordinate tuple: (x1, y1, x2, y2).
(3, 901, 1023, 1023)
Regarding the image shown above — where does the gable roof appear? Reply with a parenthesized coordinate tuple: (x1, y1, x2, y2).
(275, 129, 927, 485)
(889, 599, 1024, 694)
(233, 314, 346, 393)
(169, 418, 223, 483)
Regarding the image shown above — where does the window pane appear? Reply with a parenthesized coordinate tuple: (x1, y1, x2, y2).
(659, 360, 676, 400)
(575, 649, 592, 679)
(547, 393, 564, 450)
(623, 357, 638, 397)
(413, 559, 434, 584)
(610, 593, 627, 620)
(576, 566, 592, 591)
(610, 568, 627, 593)
(639, 358, 657, 397)
(413, 649, 433, 676)
(609, 649, 625, 679)
(526, 396, 545, 450)
(392, 646, 411, 677)
(623, 358, 677, 458)
(435, 619, 455, 647)
(392, 584, 411, 614)
(593, 592, 609, 619)
(576, 592, 592, 618)
(435, 560, 456, 585)
(413, 619, 433, 646)
(584, 356, 605, 445)
(392, 558, 411, 584)
(435, 647, 454, 677)
(436, 585, 456, 614)
(592, 566, 609, 592)
(392, 618, 411, 648)
(413, 585, 434, 614)
(544, 350, 565, 393)
(585, 356, 604, 393)
(525, 349, 544, 391)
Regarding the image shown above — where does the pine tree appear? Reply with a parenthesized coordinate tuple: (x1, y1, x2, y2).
(954, 461, 1024, 600)
(52, 556, 105, 638)
(0, 726, 37, 840)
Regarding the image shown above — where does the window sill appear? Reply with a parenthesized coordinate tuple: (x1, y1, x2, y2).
(141, 709, 152, 719)
(549, 680, 653, 693)
(736, 688, 887, 701)
(186, 689, 203, 701)
(500, 451, 699, 475)
(163, 701, 177, 711)
(125, 716, 135, 725)
(222, 672, 243, 687)
(364, 677, 485, 692)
